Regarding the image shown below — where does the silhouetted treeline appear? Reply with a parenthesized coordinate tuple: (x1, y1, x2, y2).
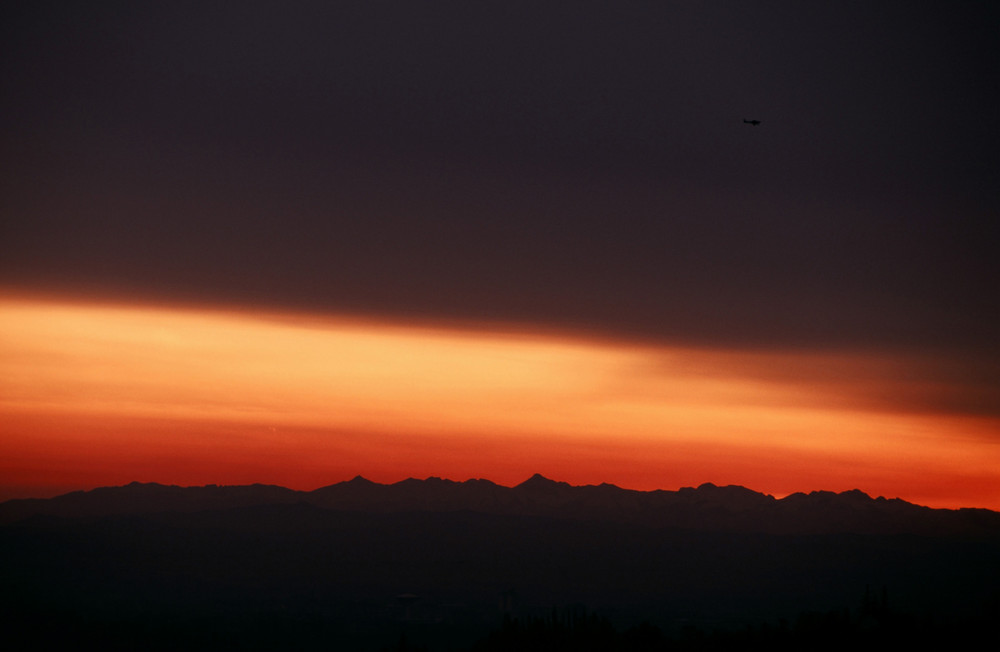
(470, 606, 619, 652)
(4, 586, 996, 651)
(463, 589, 999, 651)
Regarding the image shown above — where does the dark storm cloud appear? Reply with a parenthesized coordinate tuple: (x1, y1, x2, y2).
(2, 1, 997, 355)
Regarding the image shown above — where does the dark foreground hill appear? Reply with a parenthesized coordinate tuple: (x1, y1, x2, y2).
(2, 476, 999, 650)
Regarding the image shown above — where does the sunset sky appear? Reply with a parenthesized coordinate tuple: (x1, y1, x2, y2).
(1, 2, 998, 509)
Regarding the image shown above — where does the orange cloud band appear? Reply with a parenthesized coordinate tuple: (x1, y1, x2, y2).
(1, 295, 998, 508)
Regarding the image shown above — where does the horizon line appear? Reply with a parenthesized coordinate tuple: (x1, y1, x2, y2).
(3, 473, 957, 511)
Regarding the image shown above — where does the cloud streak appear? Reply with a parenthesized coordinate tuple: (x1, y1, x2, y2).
(2, 295, 997, 508)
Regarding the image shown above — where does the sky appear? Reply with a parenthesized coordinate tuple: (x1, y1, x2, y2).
(1, 1, 998, 508)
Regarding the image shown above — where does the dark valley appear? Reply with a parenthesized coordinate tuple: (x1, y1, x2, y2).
(3, 476, 998, 650)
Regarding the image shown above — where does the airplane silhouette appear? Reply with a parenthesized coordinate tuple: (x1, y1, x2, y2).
(743, 119, 761, 126)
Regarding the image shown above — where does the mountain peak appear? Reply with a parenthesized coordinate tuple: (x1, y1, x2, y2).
(840, 488, 874, 501)
(516, 473, 558, 488)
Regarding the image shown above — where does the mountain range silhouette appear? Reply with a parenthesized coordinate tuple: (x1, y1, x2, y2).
(3, 475, 998, 650)
(3, 474, 998, 536)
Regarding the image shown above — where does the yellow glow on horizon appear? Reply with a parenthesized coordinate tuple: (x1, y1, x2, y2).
(1, 295, 998, 509)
